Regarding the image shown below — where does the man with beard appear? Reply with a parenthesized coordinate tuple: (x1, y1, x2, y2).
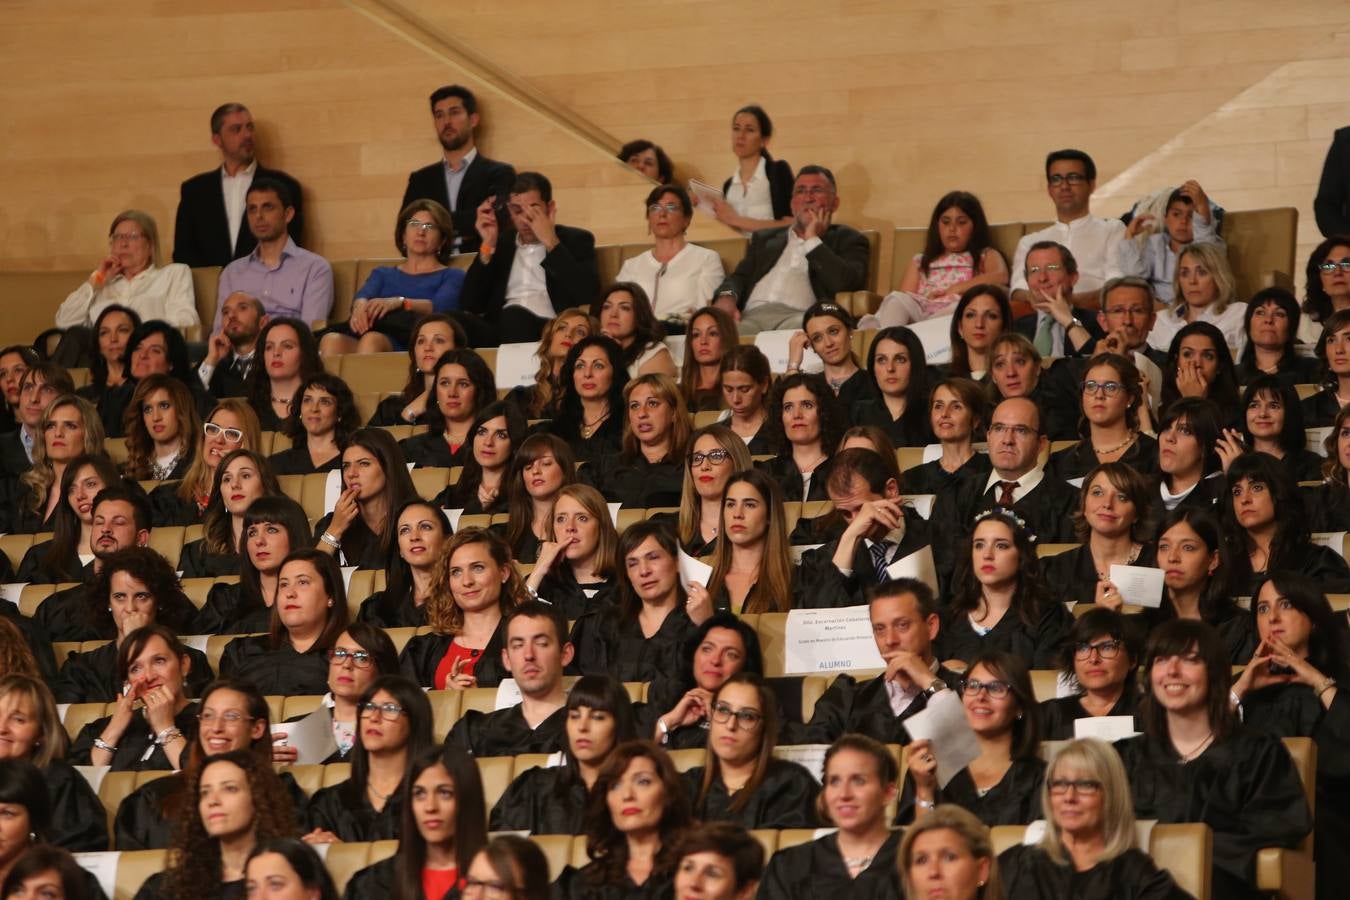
(401, 84, 516, 255)
(197, 292, 266, 398)
(173, 103, 305, 268)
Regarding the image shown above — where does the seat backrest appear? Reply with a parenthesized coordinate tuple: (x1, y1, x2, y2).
(1036, 543, 1080, 559)
(1029, 670, 1061, 704)
(278, 473, 305, 505)
(191, 266, 222, 331)
(756, 613, 788, 677)
(458, 687, 498, 716)
(1149, 822, 1212, 900)
(1281, 736, 1316, 853)
(63, 702, 110, 741)
(989, 824, 1025, 856)
(328, 260, 360, 325)
(282, 695, 325, 722)
(98, 771, 142, 839)
(17, 583, 57, 618)
(427, 690, 461, 743)
(180, 577, 224, 610)
(285, 764, 326, 797)
(531, 834, 575, 884)
(0, 534, 34, 573)
(668, 748, 705, 773)
(346, 570, 377, 619)
(299, 471, 333, 521)
(385, 627, 420, 654)
(206, 634, 242, 675)
(104, 437, 129, 465)
(322, 841, 374, 894)
(1221, 208, 1298, 299)
(476, 755, 515, 809)
(774, 829, 817, 851)
(698, 237, 749, 277)
(337, 351, 408, 396)
(595, 244, 625, 288)
(801, 675, 833, 722)
(115, 849, 169, 900)
(146, 526, 186, 570)
(410, 467, 450, 501)
(322, 762, 352, 788)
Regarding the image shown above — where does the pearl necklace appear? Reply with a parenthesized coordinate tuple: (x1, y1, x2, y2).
(1093, 431, 1138, 456)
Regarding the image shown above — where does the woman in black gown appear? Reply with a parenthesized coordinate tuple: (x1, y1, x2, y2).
(365, 314, 467, 427)
(178, 448, 281, 579)
(241, 317, 324, 432)
(718, 345, 774, 455)
(149, 398, 262, 527)
(998, 738, 1190, 900)
(268, 372, 358, 476)
(899, 804, 1000, 900)
(1047, 352, 1159, 481)
(14, 453, 120, 584)
(1114, 618, 1311, 900)
(120, 373, 198, 482)
(671, 823, 764, 900)
(312, 428, 419, 571)
(1039, 608, 1142, 741)
(356, 500, 450, 628)
(675, 424, 753, 557)
(588, 374, 691, 510)
(642, 613, 762, 750)
(498, 433, 576, 565)
(791, 302, 873, 413)
(525, 484, 621, 621)
(1151, 398, 1225, 523)
(901, 377, 990, 497)
(758, 734, 903, 900)
(1232, 376, 1323, 484)
(1306, 404, 1350, 532)
(0, 760, 100, 893)
(397, 348, 495, 469)
(432, 400, 526, 515)
(756, 372, 845, 502)
(1044, 462, 1157, 610)
(849, 326, 934, 447)
(547, 336, 627, 465)
(490, 675, 638, 834)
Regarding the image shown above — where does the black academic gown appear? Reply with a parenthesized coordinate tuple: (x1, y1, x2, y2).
(1042, 543, 1157, 609)
(134, 873, 244, 900)
(1307, 482, 1350, 532)
(31, 581, 104, 644)
(307, 778, 403, 842)
(586, 453, 684, 509)
(114, 770, 309, 851)
(0, 605, 59, 683)
(52, 641, 212, 704)
(147, 482, 205, 527)
(45, 758, 110, 851)
(1229, 541, 1350, 598)
(445, 704, 566, 757)
(310, 513, 388, 570)
(849, 395, 932, 447)
(1114, 729, 1311, 900)
(681, 759, 819, 829)
(69, 704, 199, 771)
(936, 600, 1073, 669)
(489, 764, 588, 835)
(15, 539, 81, 584)
(757, 829, 903, 900)
(795, 510, 935, 609)
(785, 667, 962, 746)
(1047, 434, 1160, 482)
(568, 606, 695, 684)
(188, 582, 271, 636)
(177, 539, 239, 579)
(1146, 474, 1224, 526)
(218, 635, 330, 695)
(999, 844, 1193, 900)
(398, 431, 466, 470)
(533, 569, 618, 621)
(755, 454, 832, 503)
(1134, 603, 1256, 666)
(901, 452, 992, 496)
(896, 756, 1046, 827)
(554, 864, 673, 900)
(399, 624, 509, 689)
(1301, 388, 1341, 428)
(356, 587, 428, 629)
(1038, 690, 1143, 741)
(268, 443, 341, 476)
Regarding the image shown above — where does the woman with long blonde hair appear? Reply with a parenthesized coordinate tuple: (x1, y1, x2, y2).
(15, 395, 104, 533)
(1147, 241, 1246, 357)
(151, 398, 262, 526)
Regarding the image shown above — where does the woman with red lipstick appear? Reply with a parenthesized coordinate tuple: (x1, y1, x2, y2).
(683, 672, 818, 829)
(135, 749, 295, 900)
(304, 675, 434, 844)
(180, 449, 281, 579)
(219, 549, 350, 696)
(191, 495, 311, 636)
(122, 373, 198, 481)
(899, 805, 1000, 900)
(1048, 354, 1157, 482)
(592, 283, 678, 379)
(937, 510, 1070, 669)
(901, 650, 1045, 827)
(759, 372, 845, 502)
(1038, 609, 1143, 740)
(1302, 308, 1350, 427)
(788, 303, 870, 411)
(1116, 619, 1311, 900)
(672, 822, 764, 900)
(591, 374, 691, 510)
(356, 501, 451, 628)
(509, 308, 595, 419)
(645, 613, 763, 751)
(269, 372, 359, 476)
(619, 186, 727, 331)
(946, 285, 1011, 381)
(399, 348, 496, 469)
(677, 424, 752, 558)
(243, 317, 324, 431)
(344, 744, 487, 900)
(435, 400, 526, 515)
(491, 675, 638, 834)
(314, 428, 419, 570)
(1231, 376, 1322, 483)
(678, 307, 738, 412)
(114, 678, 308, 851)
(53, 547, 209, 704)
(695, 469, 796, 617)
(1236, 287, 1319, 386)
(550, 336, 628, 463)
(14, 453, 119, 584)
(13, 395, 104, 535)
(902, 378, 991, 496)
(500, 433, 577, 564)
(558, 739, 692, 900)
(399, 528, 524, 690)
(718, 345, 773, 455)
(570, 520, 696, 684)
(151, 398, 261, 527)
(848, 326, 934, 447)
(528, 484, 621, 620)
(1043, 462, 1156, 609)
(367, 314, 468, 427)
(758, 734, 903, 900)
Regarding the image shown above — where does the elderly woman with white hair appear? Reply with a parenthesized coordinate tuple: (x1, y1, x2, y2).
(997, 738, 1192, 900)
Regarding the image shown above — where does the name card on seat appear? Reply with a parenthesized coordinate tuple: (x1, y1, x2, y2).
(773, 743, 831, 782)
(753, 330, 823, 374)
(494, 342, 541, 389)
(783, 607, 885, 675)
(908, 315, 954, 365)
(73, 851, 119, 900)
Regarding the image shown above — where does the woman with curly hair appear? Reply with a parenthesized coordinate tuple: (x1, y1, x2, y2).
(557, 740, 692, 900)
(179, 449, 280, 579)
(312, 428, 419, 570)
(593, 282, 677, 378)
(356, 500, 450, 628)
(398, 348, 496, 469)
(14, 395, 105, 534)
(367, 314, 468, 427)
(434, 400, 527, 515)
(149, 398, 262, 527)
(52, 548, 208, 703)
(590, 373, 692, 509)
(507, 307, 596, 419)
(243, 317, 324, 431)
(14, 453, 120, 584)
(499, 433, 577, 564)
(121, 373, 199, 481)
(398, 528, 524, 690)
(679, 306, 738, 412)
(0, 623, 40, 681)
(937, 509, 1072, 669)
(132, 749, 296, 900)
(269, 372, 360, 476)
(549, 335, 628, 463)
(759, 372, 846, 502)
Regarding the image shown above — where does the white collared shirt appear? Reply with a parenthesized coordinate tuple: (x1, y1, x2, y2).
(725, 156, 774, 229)
(504, 238, 553, 320)
(885, 658, 941, 717)
(616, 243, 725, 322)
(55, 264, 200, 330)
(1010, 214, 1126, 294)
(745, 229, 823, 313)
(983, 466, 1046, 505)
(1146, 301, 1249, 358)
(221, 159, 258, 254)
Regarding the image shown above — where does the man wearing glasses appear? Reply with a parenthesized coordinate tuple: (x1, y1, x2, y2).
(458, 171, 600, 345)
(712, 166, 870, 334)
(1010, 149, 1125, 318)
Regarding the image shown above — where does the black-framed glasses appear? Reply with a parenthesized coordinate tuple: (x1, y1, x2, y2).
(960, 678, 1011, 699)
(463, 878, 517, 899)
(689, 449, 731, 467)
(203, 422, 244, 443)
(359, 701, 406, 720)
(197, 710, 256, 726)
(647, 202, 681, 215)
(1048, 173, 1089, 186)
(328, 648, 374, 668)
(1026, 264, 1063, 275)
(1318, 259, 1350, 273)
(1074, 639, 1123, 660)
(1082, 380, 1123, 397)
(1048, 778, 1102, 795)
(405, 219, 439, 232)
(710, 701, 763, 730)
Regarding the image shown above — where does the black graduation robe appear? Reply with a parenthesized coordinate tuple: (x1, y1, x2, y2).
(188, 582, 271, 636)
(0, 605, 59, 682)
(311, 513, 389, 570)
(356, 587, 428, 629)
(51, 641, 212, 704)
(306, 778, 403, 842)
(757, 829, 903, 900)
(754, 454, 832, 503)
(399, 430, 466, 470)
(1041, 543, 1157, 609)
(177, 538, 239, 579)
(113, 770, 309, 851)
(833, 369, 875, 418)
(489, 764, 587, 835)
(31, 581, 105, 643)
(681, 759, 819, 829)
(1306, 482, 1350, 532)
(445, 703, 566, 757)
(896, 756, 1046, 827)
(936, 600, 1073, 669)
(45, 758, 110, 852)
(848, 395, 932, 447)
(399, 623, 509, 689)
(147, 482, 206, 527)
(218, 635, 330, 696)
(586, 453, 684, 509)
(901, 452, 992, 497)
(533, 569, 618, 621)
(1229, 541, 1350, 598)
(999, 844, 1193, 900)
(69, 704, 199, 771)
(1114, 729, 1311, 900)
(1047, 433, 1160, 482)
(1134, 603, 1256, 666)
(554, 863, 673, 900)
(568, 606, 695, 684)
(1038, 690, 1143, 741)
(784, 667, 962, 746)
(268, 443, 341, 476)
(542, 413, 623, 467)
(15, 539, 82, 584)
(134, 872, 244, 900)
(1300, 388, 1341, 429)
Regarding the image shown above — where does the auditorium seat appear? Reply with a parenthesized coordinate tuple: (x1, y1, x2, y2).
(281, 695, 325, 722)
(322, 840, 382, 894)
(1258, 736, 1315, 900)
(62, 702, 111, 741)
(427, 689, 462, 742)
(147, 526, 185, 571)
(180, 576, 234, 611)
(896, 446, 927, 473)
(104, 437, 128, 465)
(477, 755, 515, 809)
(1029, 669, 1061, 704)
(190, 267, 223, 333)
(322, 762, 352, 788)
(1036, 543, 1080, 559)
(532, 834, 576, 881)
(278, 473, 304, 506)
(205, 634, 242, 674)
(52, 640, 79, 672)
(17, 583, 58, 617)
(346, 570, 378, 617)
(333, 352, 407, 396)
(115, 849, 169, 900)
(96, 770, 140, 838)
(0, 534, 34, 573)
(284, 763, 325, 798)
(667, 748, 704, 773)
(410, 467, 451, 501)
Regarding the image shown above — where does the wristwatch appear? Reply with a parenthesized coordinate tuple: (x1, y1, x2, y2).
(922, 678, 947, 698)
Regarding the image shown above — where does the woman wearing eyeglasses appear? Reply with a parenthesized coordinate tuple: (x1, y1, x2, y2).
(1039, 609, 1143, 741)
(302, 675, 434, 845)
(357, 501, 450, 629)
(526, 485, 621, 620)
(113, 678, 308, 851)
(617, 186, 726, 330)
(682, 673, 818, 830)
(677, 424, 753, 557)
(462, 835, 552, 900)
(901, 649, 1045, 827)
(1300, 236, 1350, 339)
(1044, 463, 1156, 610)
(998, 738, 1190, 900)
(148, 398, 261, 526)
(1048, 354, 1157, 483)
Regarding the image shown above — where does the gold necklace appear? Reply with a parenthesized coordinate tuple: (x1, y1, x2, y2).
(581, 410, 609, 439)
(1093, 431, 1137, 456)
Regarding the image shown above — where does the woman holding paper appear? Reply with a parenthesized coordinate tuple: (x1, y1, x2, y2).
(945, 285, 1011, 381)
(292, 624, 400, 765)
(678, 307, 738, 413)
(508, 308, 595, 420)
(682, 673, 819, 829)
(218, 549, 349, 696)
(269, 372, 360, 476)
(1048, 353, 1158, 482)
(903, 377, 992, 496)
(149, 398, 261, 527)
(757, 734, 903, 899)
(707, 105, 795, 235)
(302, 675, 434, 844)
(1038, 609, 1143, 741)
(500, 433, 577, 564)
(618, 186, 726, 330)
(759, 372, 846, 502)
(356, 501, 450, 628)
(899, 804, 1001, 900)
(1043, 462, 1156, 610)
(900, 649, 1046, 827)
(179, 449, 281, 579)
(432, 400, 526, 515)
(527, 485, 621, 620)
(491, 675, 638, 834)
(397, 348, 497, 469)
(696, 469, 798, 616)
(588, 374, 690, 509)
(1115, 619, 1311, 900)
(1231, 376, 1322, 484)
(644, 613, 764, 751)
(677, 424, 753, 557)
(848, 326, 934, 448)
(312, 428, 419, 570)
(366, 314, 468, 426)
(998, 738, 1190, 900)
(719, 345, 775, 455)
(114, 678, 308, 851)
(398, 528, 523, 690)
(51, 547, 209, 704)
(1151, 398, 1225, 520)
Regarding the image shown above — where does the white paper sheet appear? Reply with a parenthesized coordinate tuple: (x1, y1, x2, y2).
(885, 545, 938, 592)
(0, 583, 26, 608)
(908, 315, 954, 366)
(677, 549, 713, 591)
(444, 508, 466, 532)
(1022, 820, 1048, 845)
(494, 342, 543, 389)
(608, 502, 622, 528)
(74, 852, 119, 900)
(1067, 477, 1085, 489)
(688, 179, 726, 220)
(74, 765, 111, 793)
(783, 607, 885, 675)
(57, 703, 70, 722)
(340, 566, 357, 593)
(773, 744, 831, 782)
(663, 336, 686, 369)
(903, 494, 936, 519)
(1108, 564, 1164, 608)
(1073, 715, 1139, 741)
(921, 443, 943, 464)
(790, 543, 824, 564)
(494, 678, 523, 710)
(900, 689, 980, 788)
(1307, 426, 1332, 457)
(182, 635, 210, 653)
(1312, 532, 1348, 559)
(753, 330, 823, 374)
(271, 704, 338, 765)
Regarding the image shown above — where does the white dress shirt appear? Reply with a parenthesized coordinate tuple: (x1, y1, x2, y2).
(745, 230, 822, 313)
(1010, 214, 1126, 294)
(504, 238, 553, 321)
(221, 160, 257, 255)
(725, 156, 774, 230)
(56, 264, 200, 330)
(982, 466, 1046, 505)
(616, 243, 725, 323)
(885, 658, 941, 717)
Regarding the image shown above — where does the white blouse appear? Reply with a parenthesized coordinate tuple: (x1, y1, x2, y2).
(616, 243, 725, 323)
(56, 263, 199, 330)
(724, 156, 775, 231)
(1146, 301, 1248, 359)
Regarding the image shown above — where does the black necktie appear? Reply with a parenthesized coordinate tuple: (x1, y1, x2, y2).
(870, 541, 892, 583)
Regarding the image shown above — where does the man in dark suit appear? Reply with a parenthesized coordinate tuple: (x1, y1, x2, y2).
(712, 164, 870, 333)
(457, 171, 600, 345)
(172, 103, 305, 268)
(196, 292, 266, 399)
(401, 84, 516, 256)
(1315, 125, 1350, 238)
